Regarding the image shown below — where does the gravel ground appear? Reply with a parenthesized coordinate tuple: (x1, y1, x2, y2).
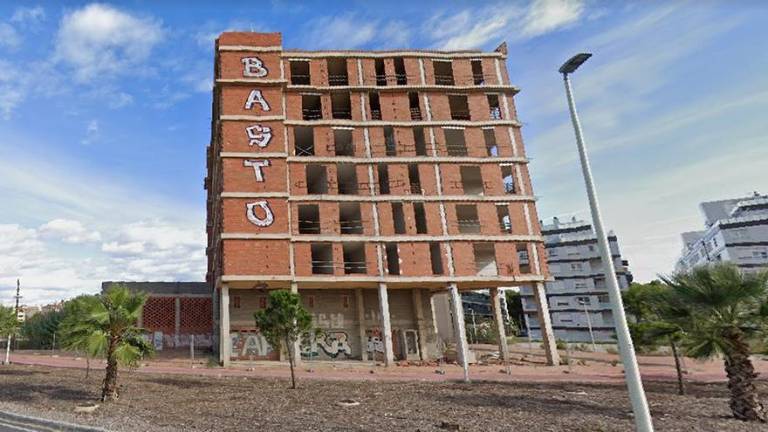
(1, 364, 767, 431)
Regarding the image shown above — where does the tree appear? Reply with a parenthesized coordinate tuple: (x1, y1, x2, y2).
(1, 305, 20, 365)
(254, 290, 312, 389)
(504, 290, 524, 333)
(58, 285, 153, 401)
(21, 309, 63, 349)
(622, 280, 667, 323)
(661, 263, 768, 422)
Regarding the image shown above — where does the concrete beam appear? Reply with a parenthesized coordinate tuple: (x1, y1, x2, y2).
(490, 288, 510, 363)
(377, 282, 395, 366)
(219, 285, 231, 367)
(448, 283, 470, 382)
(356, 289, 368, 361)
(533, 282, 560, 366)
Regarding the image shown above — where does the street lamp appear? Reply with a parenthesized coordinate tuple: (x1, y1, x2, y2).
(577, 297, 597, 352)
(559, 53, 654, 432)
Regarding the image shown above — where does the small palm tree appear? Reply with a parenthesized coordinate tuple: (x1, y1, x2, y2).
(662, 263, 768, 422)
(59, 285, 153, 401)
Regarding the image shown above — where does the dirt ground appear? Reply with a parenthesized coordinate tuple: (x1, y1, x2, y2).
(1, 363, 768, 432)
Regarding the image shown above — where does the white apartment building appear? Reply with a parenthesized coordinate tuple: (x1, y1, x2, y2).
(521, 217, 632, 343)
(677, 192, 768, 273)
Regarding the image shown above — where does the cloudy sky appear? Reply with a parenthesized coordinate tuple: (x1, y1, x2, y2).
(1, 0, 766, 305)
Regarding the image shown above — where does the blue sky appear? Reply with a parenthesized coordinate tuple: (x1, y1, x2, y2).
(1, 0, 767, 304)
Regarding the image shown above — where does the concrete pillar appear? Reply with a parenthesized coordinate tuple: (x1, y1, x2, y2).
(174, 297, 181, 348)
(411, 288, 429, 361)
(448, 283, 470, 382)
(489, 288, 510, 362)
(377, 282, 395, 366)
(290, 282, 302, 365)
(219, 285, 231, 367)
(356, 289, 368, 361)
(533, 282, 560, 366)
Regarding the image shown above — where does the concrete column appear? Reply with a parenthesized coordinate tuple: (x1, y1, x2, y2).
(174, 297, 181, 348)
(489, 288, 510, 362)
(356, 289, 368, 361)
(448, 283, 470, 382)
(377, 282, 395, 366)
(533, 282, 560, 366)
(411, 289, 429, 361)
(219, 285, 231, 367)
(290, 282, 302, 365)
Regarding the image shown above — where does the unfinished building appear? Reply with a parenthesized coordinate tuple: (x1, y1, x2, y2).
(205, 32, 559, 367)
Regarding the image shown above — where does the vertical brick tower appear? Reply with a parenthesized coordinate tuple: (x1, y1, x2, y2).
(206, 32, 559, 367)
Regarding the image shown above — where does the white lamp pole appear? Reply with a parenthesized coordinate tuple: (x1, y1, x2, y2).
(559, 53, 654, 432)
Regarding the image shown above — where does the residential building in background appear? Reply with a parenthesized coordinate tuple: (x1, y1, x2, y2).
(521, 217, 632, 343)
(676, 192, 768, 273)
(206, 32, 560, 366)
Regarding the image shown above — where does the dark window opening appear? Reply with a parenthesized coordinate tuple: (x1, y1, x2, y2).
(408, 92, 422, 120)
(294, 126, 314, 156)
(290, 61, 310, 85)
(327, 58, 348, 86)
(375, 59, 387, 86)
(377, 164, 390, 194)
(331, 92, 352, 119)
(414, 202, 427, 234)
(385, 243, 400, 275)
(444, 128, 467, 156)
(392, 202, 406, 234)
(339, 202, 363, 234)
(413, 127, 427, 156)
(302, 94, 322, 120)
(334, 128, 354, 156)
(483, 128, 498, 157)
(298, 204, 320, 234)
(394, 57, 407, 85)
(433, 61, 454, 86)
(496, 205, 511, 233)
(471, 60, 484, 85)
(311, 243, 334, 274)
(408, 163, 422, 195)
(517, 244, 531, 274)
(474, 243, 498, 276)
(384, 126, 396, 156)
(501, 166, 516, 194)
(343, 242, 367, 274)
(460, 166, 484, 195)
(306, 164, 328, 194)
(369, 92, 382, 120)
(336, 163, 358, 195)
(429, 242, 444, 275)
(456, 204, 480, 234)
(449, 95, 470, 120)
(488, 94, 502, 120)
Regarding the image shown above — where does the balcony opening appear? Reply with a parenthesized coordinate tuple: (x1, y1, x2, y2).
(392, 202, 406, 234)
(460, 166, 484, 195)
(444, 128, 467, 156)
(483, 128, 498, 157)
(385, 243, 400, 275)
(327, 58, 348, 86)
(501, 166, 516, 194)
(339, 202, 363, 234)
(471, 60, 484, 85)
(333, 128, 354, 156)
(408, 92, 422, 120)
(414, 202, 427, 234)
(294, 126, 314, 156)
(408, 164, 422, 194)
(375, 59, 387, 85)
(331, 92, 352, 119)
(496, 204, 511, 233)
(298, 204, 320, 234)
(311, 243, 334, 274)
(290, 60, 310, 85)
(306, 164, 328, 194)
(384, 126, 396, 156)
(413, 127, 427, 156)
(377, 164, 390, 194)
(488, 94, 502, 119)
(517, 243, 531, 274)
(343, 242, 367, 274)
(473, 243, 498, 276)
(433, 60, 454, 85)
(394, 57, 407, 85)
(302, 94, 322, 120)
(456, 204, 480, 234)
(449, 95, 470, 120)
(336, 163, 358, 195)
(369, 92, 381, 120)
(429, 242, 444, 275)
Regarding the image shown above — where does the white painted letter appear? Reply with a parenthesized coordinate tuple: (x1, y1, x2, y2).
(244, 159, 270, 182)
(245, 124, 272, 147)
(244, 89, 270, 111)
(246, 201, 275, 227)
(242, 57, 268, 78)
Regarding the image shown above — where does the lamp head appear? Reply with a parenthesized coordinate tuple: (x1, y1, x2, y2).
(559, 53, 592, 74)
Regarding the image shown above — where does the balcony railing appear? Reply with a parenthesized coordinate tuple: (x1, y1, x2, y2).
(291, 74, 310, 85)
(332, 110, 352, 120)
(473, 73, 485, 85)
(435, 74, 455, 86)
(457, 219, 481, 233)
(410, 107, 422, 120)
(395, 73, 407, 85)
(302, 108, 322, 120)
(298, 220, 321, 234)
(375, 74, 387, 86)
(328, 74, 349, 86)
(450, 110, 471, 120)
(410, 182, 422, 195)
(370, 109, 382, 120)
(339, 220, 364, 234)
(490, 107, 503, 120)
(446, 144, 468, 156)
(344, 261, 367, 274)
(311, 260, 334, 274)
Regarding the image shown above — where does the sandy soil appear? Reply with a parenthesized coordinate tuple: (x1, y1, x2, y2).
(1, 362, 767, 432)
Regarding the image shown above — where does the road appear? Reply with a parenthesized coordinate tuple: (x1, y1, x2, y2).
(0, 411, 107, 432)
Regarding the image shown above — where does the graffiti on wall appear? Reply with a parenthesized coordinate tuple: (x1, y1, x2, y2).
(246, 201, 275, 226)
(230, 331, 273, 359)
(244, 89, 270, 111)
(366, 328, 384, 353)
(147, 332, 214, 350)
(242, 57, 268, 78)
(245, 124, 272, 148)
(313, 312, 345, 329)
(244, 159, 270, 182)
(301, 331, 352, 359)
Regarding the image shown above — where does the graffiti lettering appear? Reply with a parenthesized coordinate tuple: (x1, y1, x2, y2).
(244, 159, 270, 182)
(313, 312, 344, 328)
(245, 124, 272, 147)
(301, 331, 352, 359)
(366, 328, 384, 353)
(244, 89, 270, 111)
(246, 201, 275, 226)
(242, 57, 268, 78)
(231, 332, 273, 358)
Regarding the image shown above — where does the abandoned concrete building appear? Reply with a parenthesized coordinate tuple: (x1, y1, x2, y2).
(205, 32, 559, 367)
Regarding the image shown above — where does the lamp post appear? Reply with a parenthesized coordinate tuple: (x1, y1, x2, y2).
(559, 53, 654, 432)
(578, 297, 597, 352)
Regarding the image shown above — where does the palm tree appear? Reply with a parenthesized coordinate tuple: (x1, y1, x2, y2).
(59, 285, 153, 401)
(662, 263, 768, 422)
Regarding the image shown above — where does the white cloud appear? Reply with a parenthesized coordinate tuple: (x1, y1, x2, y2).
(11, 6, 46, 26)
(38, 219, 101, 243)
(302, 13, 412, 49)
(0, 23, 21, 50)
(54, 3, 164, 81)
(521, 0, 584, 37)
(81, 119, 100, 145)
